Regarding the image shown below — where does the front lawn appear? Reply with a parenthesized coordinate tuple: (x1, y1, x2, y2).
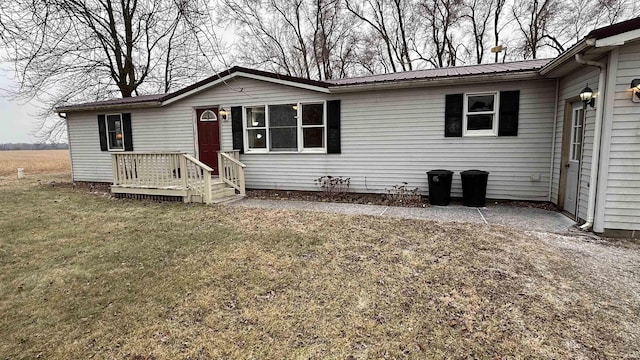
(1, 175, 638, 359)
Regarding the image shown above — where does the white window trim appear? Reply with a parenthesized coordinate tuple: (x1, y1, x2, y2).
(243, 101, 327, 154)
(463, 92, 499, 137)
(105, 113, 125, 152)
(243, 105, 268, 153)
(299, 102, 327, 154)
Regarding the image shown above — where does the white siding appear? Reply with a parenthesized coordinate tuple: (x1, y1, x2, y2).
(604, 40, 640, 230)
(67, 106, 197, 182)
(552, 65, 601, 220)
(67, 76, 558, 201)
(223, 78, 557, 200)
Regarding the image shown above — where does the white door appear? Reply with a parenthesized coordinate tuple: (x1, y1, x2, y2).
(564, 103, 584, 215)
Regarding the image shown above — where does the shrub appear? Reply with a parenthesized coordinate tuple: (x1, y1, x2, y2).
(385, 182, 423, 206)
(314, 176, 351, 199)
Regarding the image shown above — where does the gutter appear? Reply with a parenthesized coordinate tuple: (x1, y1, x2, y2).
(574, 53, 606, 231)
(55, 101, 162, 113)
(539, 38, 594, 76)
(328, 71, 544, 93)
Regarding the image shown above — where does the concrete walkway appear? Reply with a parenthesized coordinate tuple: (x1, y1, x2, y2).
(233, 198, 576, 234)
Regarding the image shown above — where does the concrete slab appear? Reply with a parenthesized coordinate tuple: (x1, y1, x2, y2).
(479, 206, 576, 233)
(233, 198, 576, 234)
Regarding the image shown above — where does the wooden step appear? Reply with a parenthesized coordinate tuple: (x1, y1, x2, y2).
(210, 194, 245, 205)
(211, 187, 236, 200)
(211, 180, 227, 191)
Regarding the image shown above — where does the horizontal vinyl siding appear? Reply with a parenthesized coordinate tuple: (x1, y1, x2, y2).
(67, 107, 195, 182)
(553, 66, 601, 220)
(604, 40, 640, 230)
(69, 76, 557, 201)
(217, 79, 557, 201)
(67, 114, 113, 182)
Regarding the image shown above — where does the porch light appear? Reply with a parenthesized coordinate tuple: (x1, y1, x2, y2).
(631, 79, 640, 103)
(219, 108, 229, 121)
(579, 84, 595, 108)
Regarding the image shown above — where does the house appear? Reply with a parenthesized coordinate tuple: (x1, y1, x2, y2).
(57, 17, 640, 237)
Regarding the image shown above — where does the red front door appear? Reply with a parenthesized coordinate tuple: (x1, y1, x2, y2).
(197, 108, 220, 175)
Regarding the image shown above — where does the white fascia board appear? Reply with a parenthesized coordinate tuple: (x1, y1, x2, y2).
(538, 39, 592, 76)
(161, 72, 330, 106)
(56, 101, 161, 113)
(595, 28, 640, 47)
(328, 71, 543, 93)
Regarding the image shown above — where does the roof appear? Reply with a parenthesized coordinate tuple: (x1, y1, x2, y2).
(57, 60, 550, 112)
(588, 16, 640, 39)
(57, 66, 331, 111)
(327, 59, 551, 86)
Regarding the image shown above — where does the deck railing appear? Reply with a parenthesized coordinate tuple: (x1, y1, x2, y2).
(111, 152, 213, 203)
(218, 150, 246, 196)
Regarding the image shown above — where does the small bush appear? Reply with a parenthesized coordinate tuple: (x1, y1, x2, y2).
(314, 176, 351, 199)
(385, 182, 423, 206)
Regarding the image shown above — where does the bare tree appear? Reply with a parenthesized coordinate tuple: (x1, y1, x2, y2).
(512, 0, 563, 59)
(416, 0, 463, 67)
(1, 0, 220, 139)
(461, 0, 493, 64)
(344, 0, 415, 72)
(493, 0, 507, 62)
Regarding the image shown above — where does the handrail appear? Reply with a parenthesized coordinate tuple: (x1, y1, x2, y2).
(182, 153, 212, 204)
(217, 150, 246, 196)
(183, 154, 214, 172)
(220, 152, 246, 168)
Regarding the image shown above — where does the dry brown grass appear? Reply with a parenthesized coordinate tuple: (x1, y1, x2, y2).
(1, 175, 639, 359)
(0, 150, 70, 177)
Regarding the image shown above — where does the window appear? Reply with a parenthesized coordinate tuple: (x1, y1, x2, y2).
(106, 114, 124, 150)
(302, 103, 324, 148)
(570, 106, 584, 161)
(243, 102, 326, 153)
(200, 110, 217, 121)
(463, 93, 498, 136)
(246, 106, 266, 150)
(269, 104, 297, 151)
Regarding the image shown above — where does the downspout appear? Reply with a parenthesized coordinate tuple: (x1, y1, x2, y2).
(574, 53, 606, 231)
(548, 78, 560, 202)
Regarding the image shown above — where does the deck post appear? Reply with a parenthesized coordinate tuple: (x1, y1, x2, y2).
(111, 154, 119, 185)
(238, 167, 246, 196)
(204, 171, 212, 204)
(180, 155, 189, 203)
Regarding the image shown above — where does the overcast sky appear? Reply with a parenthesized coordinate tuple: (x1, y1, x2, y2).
(0, 65, 40, 143)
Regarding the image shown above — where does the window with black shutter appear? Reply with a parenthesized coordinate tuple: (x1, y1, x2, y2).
(98, 113, 133, 151)
(444, 91, 519, 137)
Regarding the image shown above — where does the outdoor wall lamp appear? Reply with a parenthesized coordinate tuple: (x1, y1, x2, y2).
(219, 107, 230, 121)
(631, 79, 640, 103)
(579, 84, 595, 108)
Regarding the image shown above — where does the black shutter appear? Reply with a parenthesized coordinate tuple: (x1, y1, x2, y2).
(122, 113, 133, 151)
(498, 91, 520, 136)
(445, 94, 463, 137)
(327, 100, 341, 154)
(231, 106, 244, 153)
(97, 114, 108, 151)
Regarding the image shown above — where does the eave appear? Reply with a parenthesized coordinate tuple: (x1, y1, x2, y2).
(329, 70, 545, 93)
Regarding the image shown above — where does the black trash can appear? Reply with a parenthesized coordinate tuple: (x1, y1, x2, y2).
(460, 170, 489, 207)
(427, 169, 454, 206)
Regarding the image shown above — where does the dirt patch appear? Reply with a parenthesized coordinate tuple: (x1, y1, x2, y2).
(247, 189, 558, 210)
(247, 189, 429, 207)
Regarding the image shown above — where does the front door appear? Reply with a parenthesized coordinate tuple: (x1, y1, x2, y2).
(197, 108, 220, 175)
(563, 103, 584, 216)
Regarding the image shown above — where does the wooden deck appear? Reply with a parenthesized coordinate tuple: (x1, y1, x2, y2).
(111, 151, 245, 204)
